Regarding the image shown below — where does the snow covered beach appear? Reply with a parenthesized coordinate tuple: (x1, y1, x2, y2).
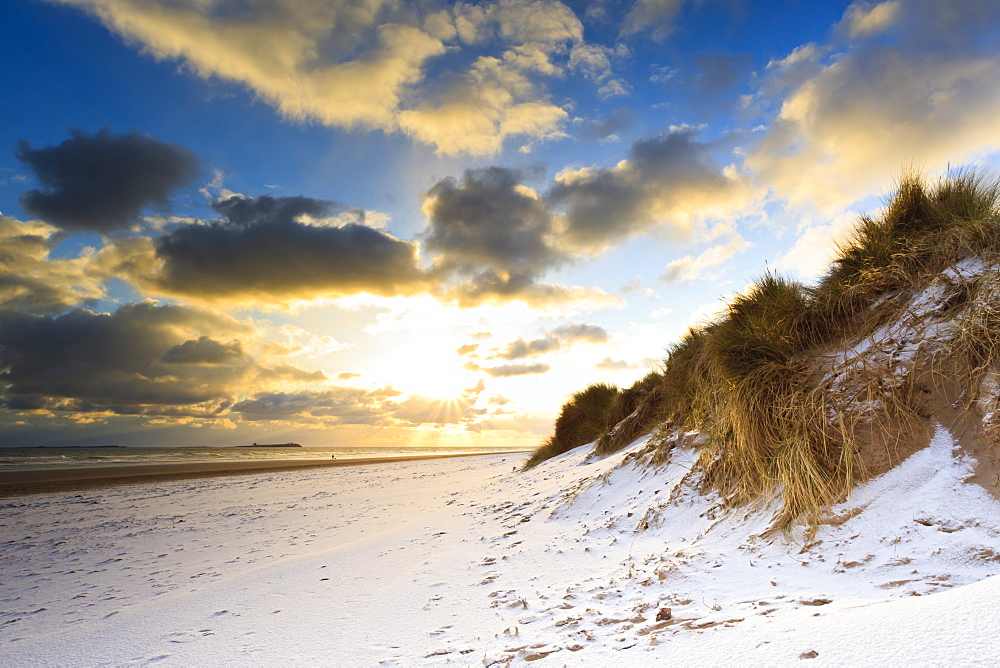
(0, 450, 529, 497)
(3, 431, 1000, 666)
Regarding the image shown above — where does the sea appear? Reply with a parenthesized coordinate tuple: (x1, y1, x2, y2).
(0, 445, 526, 471)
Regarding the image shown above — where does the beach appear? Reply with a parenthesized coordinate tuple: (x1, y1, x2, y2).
(3, 435, 1000, 665)
(0, 449, 530, 497)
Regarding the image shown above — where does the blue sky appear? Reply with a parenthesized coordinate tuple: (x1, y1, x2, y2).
(1, 0, 999, 448)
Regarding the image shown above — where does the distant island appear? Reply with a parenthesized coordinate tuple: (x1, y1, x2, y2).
(238, 442, 302, 448)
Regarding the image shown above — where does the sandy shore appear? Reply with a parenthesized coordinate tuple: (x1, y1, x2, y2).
(3, 434, 999, 665)
(0, 450, 530, 497)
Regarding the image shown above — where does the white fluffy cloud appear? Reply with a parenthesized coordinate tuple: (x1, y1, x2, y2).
(775, 210, 863, 281)
(57, 0, 609, 156)
(661, 233, 751, 283)
(0, 216, 106, 313)
(748, 0, 1000, 209)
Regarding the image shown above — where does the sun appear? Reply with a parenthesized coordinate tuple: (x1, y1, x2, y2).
(365, 328, 481, 399)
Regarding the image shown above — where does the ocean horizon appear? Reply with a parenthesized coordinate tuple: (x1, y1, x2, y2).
(0, 444, 526, 471)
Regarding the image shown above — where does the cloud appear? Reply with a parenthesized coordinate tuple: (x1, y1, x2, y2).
(554, 322, 611, 342)
(55, 0, 612, 156)
(397, 56, 569, 155)
(94, 176, 615, 309)
(159, 336, 245, 365)
(491, 322, 609, 359)
(0, 301, 322, 416)
(16, 129, 199, 233)
(594, 357, 631, 370)
(56, 1, 444, 130)
(424, 167, 559, 275)
(622, 0, 686, 40)
(464, 360, 551, 377)
(775, 210, 861, 281)
(231, 388, 395, 426)
(232, 381, 486, 427)
(569, 43, 630, 99)
(442, 271, 618, 310)
(0, 216, 106, 313)
(660, 232, 751, 282)
(423, 166, 583, 305)
(492, 0, 582, 45)
(259, 325, 352, 359)
(420, 133, 757, 305)
(111, 195, 429, 304)
(580, 107, 632, 141)
(747, 0, 1000, 209)
(594, 356, 659, 370)
(548, 128, 757, 253)
(385, 0, 589, 154)
(842, 0, 901, 38)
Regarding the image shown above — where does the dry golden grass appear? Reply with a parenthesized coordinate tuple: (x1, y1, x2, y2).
(527, 172, 1000, 528)
(523, 383, 618, 469)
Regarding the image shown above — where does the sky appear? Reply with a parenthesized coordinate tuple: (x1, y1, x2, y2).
(1, 0, 999, 449)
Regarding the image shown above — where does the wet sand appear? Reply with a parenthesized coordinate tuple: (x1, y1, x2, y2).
(0, 450, 530, 497)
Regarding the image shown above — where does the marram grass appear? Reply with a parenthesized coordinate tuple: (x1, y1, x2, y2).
(527, 172, 1000, 529)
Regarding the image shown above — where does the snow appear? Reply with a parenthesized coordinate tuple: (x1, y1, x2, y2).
(2, 430, 1000, 666)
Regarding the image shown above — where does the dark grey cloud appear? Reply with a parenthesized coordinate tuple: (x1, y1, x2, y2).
(17, 129, 199, 233)
(447, 270, 543, 303)
(423, 167, 567, 301)
(417, 140, 749, 305)
(0, 301, 320, 415)
(160, 336, 244, 365)
(211, 195, 329, 228)
(152, 195, 428, 301)
(547, 128, 752, 251)
(232, 388, 396, 425)
(491, 322, 609, 359)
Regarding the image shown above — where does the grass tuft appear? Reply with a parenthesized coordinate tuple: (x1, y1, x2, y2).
(523, 383, 618, 469)
(527, 171, 1000, 528)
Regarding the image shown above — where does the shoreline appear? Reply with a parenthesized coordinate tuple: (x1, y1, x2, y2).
(0, 450, 531, 497)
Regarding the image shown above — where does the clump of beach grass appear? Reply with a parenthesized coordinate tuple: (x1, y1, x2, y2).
(523, 383, 619, 469)
(527, 172, 1000, 528)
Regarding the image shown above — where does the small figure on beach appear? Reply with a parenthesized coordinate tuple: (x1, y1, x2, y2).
(331, 455, 337, 460)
